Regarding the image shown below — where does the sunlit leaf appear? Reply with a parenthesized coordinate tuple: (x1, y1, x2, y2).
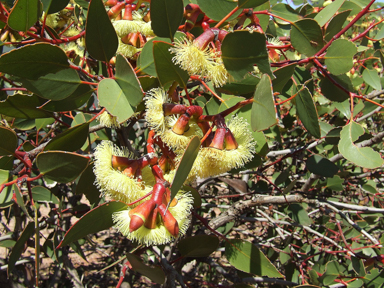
(150, 0, 183, 40)
(324, 39, 357, 75)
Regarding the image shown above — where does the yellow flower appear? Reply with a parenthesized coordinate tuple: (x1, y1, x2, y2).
(93, 141, 151, 203)
(97, 111, 120, 128)
(117, 38, 141, 59)
(112, 191, 193, 246)
(145, 88, 169, 133)
(159, 116, 203, 152)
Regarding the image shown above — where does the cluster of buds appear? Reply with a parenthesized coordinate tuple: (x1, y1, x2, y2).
(110, 3, 154, 59)
(93, 140, 193, 245)
(169, 28, 229, 87)
(145, 88, 256, 182)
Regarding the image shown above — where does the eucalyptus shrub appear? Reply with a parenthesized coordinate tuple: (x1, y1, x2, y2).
(0, 0, 384, 287)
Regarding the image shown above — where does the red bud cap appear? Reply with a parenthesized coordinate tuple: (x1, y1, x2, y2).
(209, 128, 226, 150)
(224, 129, 238, 150)
(129, 215, 145, 232)
(129, 200, 156, 232)
(172, 114, 190, 135)
(158, 204, 179, 237)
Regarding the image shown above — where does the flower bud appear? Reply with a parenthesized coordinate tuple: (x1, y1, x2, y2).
(129, 200, 155, 232)
(172, 114, 190, 135)
(209, 128, 226, 150)
(158, 204, 179, 237)
(224, 128, 238, 150)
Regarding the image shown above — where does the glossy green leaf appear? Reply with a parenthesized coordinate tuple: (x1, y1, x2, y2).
(126, 253, 165, 284)
(37, 151, 89, 183)
(320, 74, 353, 102)
(98, 78, 135, 122)
(306, 155, 338, 177)
(0, 43, 70, 80)
(197, 0, 242, 22)
(35, 118, 55, 130)
(222, 31, 272, 81)
(0, 170, 13, 208)
(178, 235, 219, 257)
(338, 121, 384, 169)
(41, 0, 69, 14)
(272, 63, 296, 93)
(8, 0, 40, 32)
(85, 0, 118, 62)
(150, 0, 183, 40)
(314, 0, 345, 27)
(115, 54, 143, 107)
(14, 185, 29, 218)
(44, 122, 90, 152)
(170, 136, 200, 201)
(218, 74, 260, 95)
(326, 175, 343, 191)
(0, 94, 52, 119)
(138, 37, 171, 76)
(153, 41, 189, 88)
(0, 126, 17, 156)
(291, 19, 324, 57)
(0, 156, 14, 170)
(238, 0, 268, 8)
(362, 69, 382, 90)
(286, 204, 312, 226)
(76, 163, 101, 205)
(31, 186, 59, 204)
(41, 84, 94, 112)
(225, 239, 283, 277)
(324, 10, 351, 42)
(57, 201, 127, 248)
(324, 39, 357, 75)
(251, 74, 277, 131)
(295, 87, 320, 138)
(20, 68, 81, 100)
(270, 3, 300, 24)
(8, 222, 35, 275)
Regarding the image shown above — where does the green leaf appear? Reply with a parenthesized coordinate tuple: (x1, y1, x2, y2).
(0, 156, 14, 170)
(57, 201, 127, 248)
(153, 41, 189, 88)
(286, 204, 312, 226)
(85, 0, 118, 62)
(126, 253, 165, 284)
(251, 74, 277, 131)
(225, 239, 283, 278)
(35, 118, 55, 130)
(270, 3, 300, 24)
(362, 268, 384, 287)
(306, 155, 338, 177)
(324, 10, 351, 42)
(0, 94, 52, 119)
(138, 37, 171, 76)
(197, 0, 242, 22)
(178, 235, 219, 257)
(7, 0, 40, 32)
(76, 163, 101, 205)
(41, 0, 69, 14)
(295, 86, 320, 138)
(338, 121, 384, 169)
(31, 186, 59, 204)
(36, 151, 89, 183)
(324, 39, 357, 75)
(319, 261, 343, 285)
(44, 122, 90, 152)
(150, 0, 183, 40)
(0, 126, 17, 156)
(291, 19, 324, 57)
(0, 43, 70, 79)
(222, 31, 272, 81)
(20, 68, 81, 101)
(374, 24, 384, 40)
(170, 136, 200, 201)
(314, 0, 345, 27)
(14, 185, 29, 218)
(0, 170, 14, 208)
(326, 175, 343, 191)
(320, 74, 353, 102)
(8, 222, 35, 275)
(218, 74, 260, 96)
(115, 54, 143, 107)
(40, 84, 93, 112)
(272, 63, 296, 93)
(98, 78, 135, 122)
(351, 256, 366, 276)
(362, 69, 382, 90)
(238, 0, 268, 8)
